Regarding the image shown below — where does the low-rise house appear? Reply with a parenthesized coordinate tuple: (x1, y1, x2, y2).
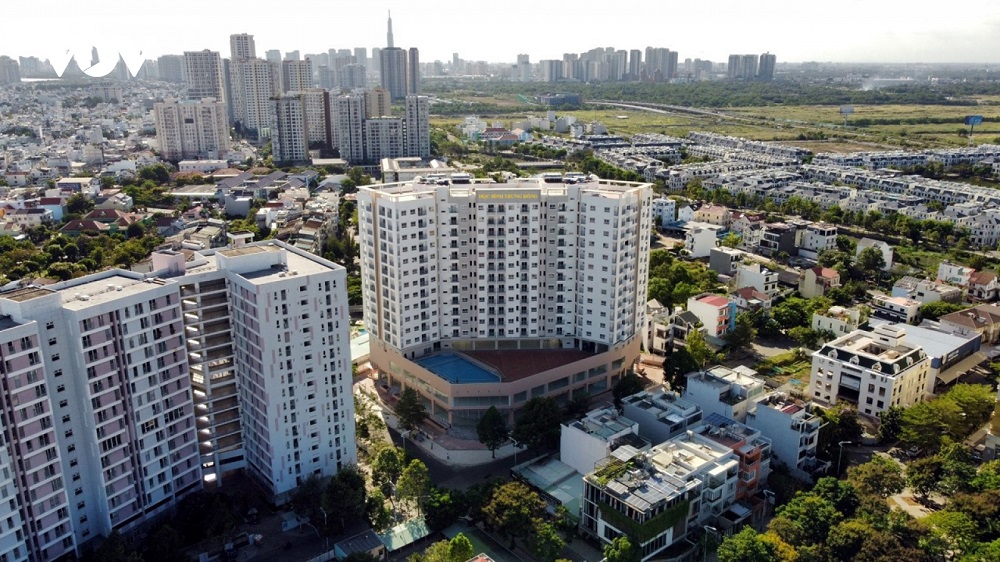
(937, 261, 975, 287)
(684, 222, 723, 258)
(968, 271, 999, 302)
(687, 293, 736, 343)
(10, 207, 53, 227)
(732, 287, 771, 313)
(622, 388, 703, 445)
(693, 203, 731, 228)
(855, 238, 893, 271)
(938, 304, 1000, 344)
(735, 263, 779, 297)
(892, 276, 963, 304)
(799, 266, 841, 299)
(871, 295, 921, 325)
(684, 365, 767, 423)
(758, 222, 798, 257)
(560, 407, 648, 477)
(797, 222, 837, 260)
(812, 305, 863, 336)
(746, 393, 828, 481)
(709, 247, 742, 276)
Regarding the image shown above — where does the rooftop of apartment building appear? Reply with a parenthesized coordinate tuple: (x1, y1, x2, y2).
(460, 348, 595, 382)
(816, 305, 860, 321)
(818, 326, 927, 373)
(694, 294, 731, 308)
(691, 365, 764, 392)
(364, 174, 649, 197)
(699, 412, 764, 451)
(751, 391, 820, 420)
(568, 408, 638, 441)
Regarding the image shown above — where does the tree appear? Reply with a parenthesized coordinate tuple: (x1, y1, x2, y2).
(943, 384, 995, 434)
(448, 534, 474, 562)
(324, 465, 369, 533)
(826, 520, 877, 562)
(856, 246, 886, 277)
(721, 232, 742, 248)
(725, 311, 757, 356)
(812, 477, 860, 517)
(900, 399, 961, 452)
(396, 387, 428, 434)
(907, 456, 943, 499)
(142, 525, 190, 562)
(527, 519, 566, 562)
(511, 396, 562, 450)
(370, 444, 406, 496)
(768, 493, 842, 546)
(847, 456, 905, 499)
(424, 487, 466, 531)
(397, 459, 432, 514)
(291, 474, 327, 526)
(923, 511, 978, 556)
(366, 489, 393, 531)
(877, 406, 904, 443)
(91, 531, 143, 562)
(685, 329, 719, 369)
(717, 528, 796, 562)
(66, 192, 94, 215)
(603, 535, 642, 562)
(919, 300, 965, 321)
(482, 482, 546, 547)
(475, 405, 509, 458)
(612, 371, 645, 409)
(937, 443, 977, 496)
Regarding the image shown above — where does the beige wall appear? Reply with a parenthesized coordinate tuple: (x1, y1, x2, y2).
(371, 336, 641, 426)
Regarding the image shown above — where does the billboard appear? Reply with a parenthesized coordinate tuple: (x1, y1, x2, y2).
(965, 115, 984, 126)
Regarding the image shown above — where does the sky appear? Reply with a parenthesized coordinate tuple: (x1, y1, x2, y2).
(3, 0, 1000, 73)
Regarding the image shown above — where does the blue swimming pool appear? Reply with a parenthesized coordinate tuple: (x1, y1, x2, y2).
(415, 353, 501, 384)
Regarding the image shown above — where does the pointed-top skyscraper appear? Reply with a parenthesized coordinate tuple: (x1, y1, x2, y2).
(380, 11, 406, 100)
(387, 10, 394, 48)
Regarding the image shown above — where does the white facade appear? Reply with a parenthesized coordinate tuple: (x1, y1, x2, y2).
(812, 306, 862, 336)
(872, 295, 921, 324)
(183, 50, 226, 101)
(686, 294, 734, 340)
(364, 118, 405, 163)
(271, 94, 309, 165)
(651, 197, 676, 225)
(230, 58, 279, 139)
(281, 60, 314, 93)
(797, 222, 837, 259)
(332, 93, 365, 162)
(683, 366, 766, 423)
(684, 222, 721, 258)
(560, 407, 643, 476)
(154, 98, 231, 161)
(745, 393, 825, 477)
(179, 160, 229, 174)
(404, 95, 430, 158)
(622, 387, 703, 445)
(734, 263, 778, 296)
(808, 325, 931, 417)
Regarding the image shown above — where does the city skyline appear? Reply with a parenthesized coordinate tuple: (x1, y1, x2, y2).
(3, 0, 1000, 70)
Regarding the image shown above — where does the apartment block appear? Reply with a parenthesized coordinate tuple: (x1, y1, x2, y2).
(404, 95, 430, 158)
(271, 94, 310, 166)
(358, 176, 651, 428)
(745, 393, 828, 479)
(183, 50, 226, 101)
(685, 293, 735, 342)
(154, 98, 231, 162)
(0, 240, 355, 557)
(871, 295, 921, 325)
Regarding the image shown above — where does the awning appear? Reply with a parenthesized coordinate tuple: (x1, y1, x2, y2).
(936, 351, 987, 386)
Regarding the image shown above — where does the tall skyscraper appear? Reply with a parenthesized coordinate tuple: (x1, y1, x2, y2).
(757, 53, 776, 81)
(0, 56, 20, 84)
(338, 63, 366, 90)
(516, 54, 530, 81)
(727, 54, 742, 80)
(157, 54, 185, 82)
(371, 47, 382, 76)
(229, 33, 256, 61)
(183, 50, 226, 100)
(386, 10, 395, 48)
(406, 48, 420, 95)
(332, 93, 366, 161)
(354, 47, 367, 70)
(741, 54, 759, 80)
(364, 118, 405, 161)
(282, 60, 314, 92)
(380, 48, 407, 101)
(404, 95, 430, 158)
(628, 49, 642, 80)
(265, 49, 281, 63)
(284, 50, 300, 61)
(302, 88, 333, 148)
(230, 58, 279, 140)
(365, 87, 391, 118)
(356, 177, 652, 429)
(271, 93, 309, 165)
(154, 98, 231, 161)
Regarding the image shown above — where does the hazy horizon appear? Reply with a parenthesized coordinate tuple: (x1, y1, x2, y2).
(4, 0, 1000, 72)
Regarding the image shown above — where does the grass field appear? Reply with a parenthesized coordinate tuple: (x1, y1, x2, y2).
(430, 96, 1000, 150)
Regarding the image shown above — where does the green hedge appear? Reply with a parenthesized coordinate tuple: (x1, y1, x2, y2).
(597, 500, 690, 543)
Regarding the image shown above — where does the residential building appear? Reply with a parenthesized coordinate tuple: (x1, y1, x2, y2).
(758, 222, 798, 257)
(709, 247, 742, 276)
(871, 295, 921, 325)
(229, 33, 256, 61)
(622, 387, 703, 445)
(301, 89, 332, 149)
(855, 238, 893, 271)
(365, 88, 392, 118)
(560, 407, 647, 476)
(404, 95, 430, 158)
(230, 57, 280, 140)
(364, 118, 405, 162)
(357, 177, 652, 429)
(808, 325, 931, 417)
(797, 222, 837, 260)
(735, 263, 778, 296)
(812, 305, 863, 336)
(693, 204, 731, 228)
(406, 48, 420, 95)
(799, 266, 840, 299)
(968, 271, 1000, 302)
(183, 50, 226, 101)
(757, 53, 776, 81)
(684, 222, 722, 258)
(939, 304, 1000, 344)
(892, 276, 963, 304)
(686, 294, 736, 343)
(684, 366, 767, 423)
(281, 60, 314, 93)
(651, 197, 676, 225)
(580, 436, 737, 561)
(0, 55, 22, 84)
(731, 287, 771, 313)
(154, 98, 231, 161)
(332, 93, 366, 162)
(937, 261, 975, 287)
(270, 93, 310, 166)
(379, 48, 407, 101)
(157, 54, 184, 82)
(644, 304, 702, 356)
(745, 393, 828, 480)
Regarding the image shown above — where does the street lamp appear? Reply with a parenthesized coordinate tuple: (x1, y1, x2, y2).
(512, 438, 523, 466)
(320, 507, 329, 552)
(702, 525, 718, 562)
(837, 441, 852, 475)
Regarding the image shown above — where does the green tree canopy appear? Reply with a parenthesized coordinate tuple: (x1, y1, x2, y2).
(612, 371, 645, 409)
(603, 535, 642, 562)
(396, 387, 429, 433)
(476, 405, 509, 458)
(511, 396, 562, 450)
(482, 481, 546, 546)
(398, 459, 432, 513)
(847, 456, 906, 499)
